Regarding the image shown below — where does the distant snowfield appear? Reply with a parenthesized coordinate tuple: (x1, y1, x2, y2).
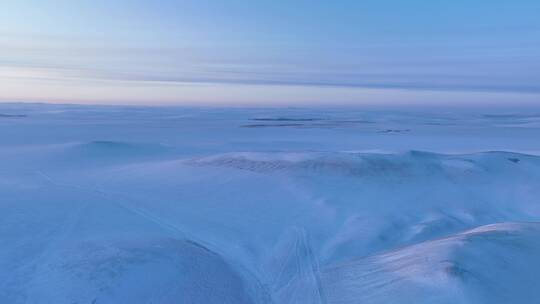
(1, 103, 540, 303)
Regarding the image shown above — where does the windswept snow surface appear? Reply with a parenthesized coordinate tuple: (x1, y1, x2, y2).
(1, 103, 540, 303)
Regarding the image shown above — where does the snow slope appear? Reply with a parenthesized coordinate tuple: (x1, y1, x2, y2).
(1, 103, 540, 303)
(322, 222, 540, 304)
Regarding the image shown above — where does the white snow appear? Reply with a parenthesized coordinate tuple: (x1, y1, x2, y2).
(1, 103, 540, 303)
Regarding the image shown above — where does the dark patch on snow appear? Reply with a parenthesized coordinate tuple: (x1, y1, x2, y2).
(483, 114, 540, 119)
(444, 263, 472, 280)
(250, 117, 324, 122)
(378, 129, 411, 134)
(184, 239, 216, 255)
(241, 123, 305, 128)
(0, 113, 27, 118)
(241, 119, 375, 128)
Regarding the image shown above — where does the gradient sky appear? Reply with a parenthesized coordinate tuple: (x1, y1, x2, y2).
(1, 0, 539, 106)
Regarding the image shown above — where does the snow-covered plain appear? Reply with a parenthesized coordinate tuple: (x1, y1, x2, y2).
(1, 103, 540, 303)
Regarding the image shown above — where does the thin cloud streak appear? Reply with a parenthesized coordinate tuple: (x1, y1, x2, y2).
(2, 55, 539, 95)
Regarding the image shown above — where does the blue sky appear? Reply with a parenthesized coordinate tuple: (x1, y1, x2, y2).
(1, 0, 539, 105)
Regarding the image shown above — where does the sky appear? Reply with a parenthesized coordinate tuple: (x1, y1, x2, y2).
(1, 0, 539, 106)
